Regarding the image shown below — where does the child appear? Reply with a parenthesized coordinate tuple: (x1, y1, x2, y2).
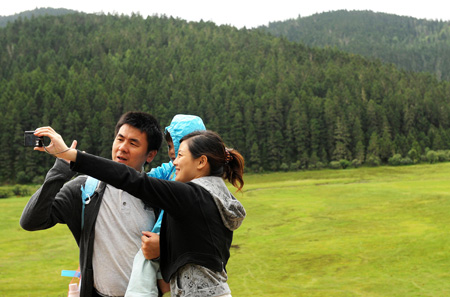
(125, 114, 206, 297)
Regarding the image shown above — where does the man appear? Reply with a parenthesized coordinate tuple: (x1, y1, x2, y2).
(20, 111, 163, 297)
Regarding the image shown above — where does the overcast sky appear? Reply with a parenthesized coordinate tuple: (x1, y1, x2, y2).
(2, 0, 449, 28)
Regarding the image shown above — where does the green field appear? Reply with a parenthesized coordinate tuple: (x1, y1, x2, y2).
(2, 164, 450, 296)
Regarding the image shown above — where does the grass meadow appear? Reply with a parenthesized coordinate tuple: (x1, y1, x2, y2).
(2, 164, 450, 296)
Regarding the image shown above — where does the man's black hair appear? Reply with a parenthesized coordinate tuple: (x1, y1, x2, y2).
(115, 111, 163, 153)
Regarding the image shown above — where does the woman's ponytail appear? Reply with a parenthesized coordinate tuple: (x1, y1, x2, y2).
(223, 148, 244, 191)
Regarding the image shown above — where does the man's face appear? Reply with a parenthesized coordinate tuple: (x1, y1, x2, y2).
(112, 124, 156, 171)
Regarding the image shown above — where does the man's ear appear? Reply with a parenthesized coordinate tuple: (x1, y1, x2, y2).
(197, 155, 208, 170)
(146, 150, 158, 163)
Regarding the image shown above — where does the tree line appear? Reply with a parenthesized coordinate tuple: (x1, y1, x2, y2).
(262, 10, 450, 81)
(1, 13, 450, 184)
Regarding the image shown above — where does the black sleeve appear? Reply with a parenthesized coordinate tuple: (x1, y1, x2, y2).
(20, 159, 85, 240)
(70, 151, 201, 217)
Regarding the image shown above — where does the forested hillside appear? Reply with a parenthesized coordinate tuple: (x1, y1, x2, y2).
(1, 13, 450, 184)
(0, 8, 77, 27)
(262, 10, 450, 81)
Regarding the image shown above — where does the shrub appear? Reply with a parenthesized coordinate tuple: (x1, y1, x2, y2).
(12, 186, 21, 196)
(315, 162, 325, 169)
(12, 185, 29, 197)
(280, 163, 289, 172)
(401, 157, 413, 165)
(436, 150, 450, 162)
(339, 159, 351, 169)
(426, 150, 438, 164)
(388, 154, 414, 166)
(289, 161, 301, 171)
(0, 189, 12, 199)
(388, 154, 403, 166)
(366, 155, 381, 166)
(329, 161, 341, 169)
(351, 159, 362, 168)
(407, 148, 420, 163)
(420, 154, 428, 163)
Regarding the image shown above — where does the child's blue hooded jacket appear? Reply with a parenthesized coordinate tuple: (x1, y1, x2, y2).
(147, 114, 206, 232)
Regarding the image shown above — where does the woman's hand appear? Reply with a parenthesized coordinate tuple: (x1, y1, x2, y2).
(33, 127, 77, 162)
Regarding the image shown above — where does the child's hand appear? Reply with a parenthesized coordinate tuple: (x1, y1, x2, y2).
(141, 231, 160, 260)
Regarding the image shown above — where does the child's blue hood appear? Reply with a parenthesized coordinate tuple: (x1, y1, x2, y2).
(165, 114, 206, 157)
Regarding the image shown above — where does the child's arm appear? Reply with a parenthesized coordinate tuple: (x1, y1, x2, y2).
(148, 161, 175, 181)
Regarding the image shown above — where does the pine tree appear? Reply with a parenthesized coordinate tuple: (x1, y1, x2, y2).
(332, 117, 352, 161)
(228, 98, 245, 152)
(266, 104, 283, 171)
(379, 116, 393, 162)
(366, 132, 381, 165)
(250, 142, 261, 172)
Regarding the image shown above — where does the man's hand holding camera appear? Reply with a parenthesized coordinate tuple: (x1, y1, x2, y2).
(31, 127, 78, 162)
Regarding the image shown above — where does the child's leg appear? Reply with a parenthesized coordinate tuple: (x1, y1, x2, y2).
(158, 279, 170, 295)
(125, 249, 159, 297)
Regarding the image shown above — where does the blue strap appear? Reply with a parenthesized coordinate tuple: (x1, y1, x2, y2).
(80, 177, 99, 230)
(151, 210, 164, 234)
(61, 270, 81, 278)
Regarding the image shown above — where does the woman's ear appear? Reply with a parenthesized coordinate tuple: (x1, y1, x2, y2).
(197, 155, 208, 170)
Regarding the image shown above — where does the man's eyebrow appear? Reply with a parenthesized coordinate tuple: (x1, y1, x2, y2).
(117, 133, 141, 144)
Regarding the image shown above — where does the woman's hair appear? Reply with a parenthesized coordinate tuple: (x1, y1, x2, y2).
(180, 130, 244, 191)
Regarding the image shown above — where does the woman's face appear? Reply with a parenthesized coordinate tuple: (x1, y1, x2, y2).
(173, 140, 201, 183)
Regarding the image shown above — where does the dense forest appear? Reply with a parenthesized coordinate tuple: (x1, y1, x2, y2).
(262, 10, 450, 81)
(1, 12, 450, 184)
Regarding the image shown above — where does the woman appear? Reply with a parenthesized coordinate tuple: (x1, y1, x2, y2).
(34, 127, 246, 297)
